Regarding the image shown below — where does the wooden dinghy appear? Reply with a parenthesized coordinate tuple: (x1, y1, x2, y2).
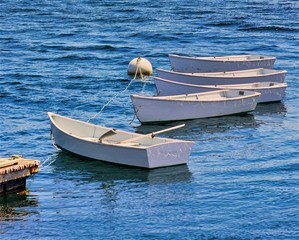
(168, 54, 276, 72)
(48, 112, 194, 169)
(130, 90, 261, 123)
(154, 77, 288, 103)
(156, 68, 287, 85)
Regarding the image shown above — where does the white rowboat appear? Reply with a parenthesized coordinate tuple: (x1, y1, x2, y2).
(168, 54, 276, 72)
(154, 77, 287, 103)
(156, 68, 287, 85)
(48, 112, 194, 169)
(130, 90, 261, 123)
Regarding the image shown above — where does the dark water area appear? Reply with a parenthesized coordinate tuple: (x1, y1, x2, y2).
(0, 0, 298, 239)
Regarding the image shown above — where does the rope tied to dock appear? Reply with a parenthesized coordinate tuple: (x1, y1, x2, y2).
(40, 155, 58, 169)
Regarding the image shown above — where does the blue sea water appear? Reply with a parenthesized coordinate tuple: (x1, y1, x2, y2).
(0, 0, 299, 239)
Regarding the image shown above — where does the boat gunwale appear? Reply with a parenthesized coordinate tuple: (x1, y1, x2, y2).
(48, 112, 191, 149)
(154, 77, 288, 90)
(156, 68, 287, 79)
(168, 54, 277, 62)
(131, 91, 261, 103)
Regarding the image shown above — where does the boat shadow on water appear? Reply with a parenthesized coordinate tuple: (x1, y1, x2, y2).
(134, 102, 287, 139)
(48, 151, 192, 185)
(254, 102, 287, 116)
(134, 113, 259, 139)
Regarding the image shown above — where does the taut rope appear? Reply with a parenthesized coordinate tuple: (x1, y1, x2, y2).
(87, 57, 146, 123)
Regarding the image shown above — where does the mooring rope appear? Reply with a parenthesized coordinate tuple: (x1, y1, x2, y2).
(129, 105, 142, 126)
(87, 58, 146, 123)
(39, 132, 59, 169)
(41, 156, 57, 169)
(87, 77, 135, 122)
(50, 131, 59, 150)
(40, 153, 56, 168)
(133, 57, 144, 80)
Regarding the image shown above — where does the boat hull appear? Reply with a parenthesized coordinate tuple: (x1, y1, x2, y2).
(154, 77, 287, 103)
(168, 54, 276, 72)
(156, 68, 287, 85)
(131, 91, 260, 123)
(48, 113, 194, 169)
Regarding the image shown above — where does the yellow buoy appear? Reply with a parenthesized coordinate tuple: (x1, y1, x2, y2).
(127, 57, 153, 76)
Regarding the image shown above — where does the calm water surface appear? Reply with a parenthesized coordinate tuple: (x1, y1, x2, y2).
(0, 0, 298, 239)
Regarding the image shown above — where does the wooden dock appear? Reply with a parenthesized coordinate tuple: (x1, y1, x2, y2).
(0, 155, 40, 194)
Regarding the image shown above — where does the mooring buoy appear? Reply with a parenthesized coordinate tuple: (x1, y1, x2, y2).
(127, 57, 153, 76)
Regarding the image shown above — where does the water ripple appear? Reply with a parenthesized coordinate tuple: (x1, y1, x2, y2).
(0, 0, 298, 239)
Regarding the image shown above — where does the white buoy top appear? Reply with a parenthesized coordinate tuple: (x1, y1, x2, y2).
(128, 57, 153, 76)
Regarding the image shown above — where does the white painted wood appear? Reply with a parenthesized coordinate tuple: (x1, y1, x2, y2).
(168, 54, 276, 72)
(156, 68, 287, 85)
(130, 90, 260, 123)
(154, 77, 287, 103)
(48, 112, 194, 168)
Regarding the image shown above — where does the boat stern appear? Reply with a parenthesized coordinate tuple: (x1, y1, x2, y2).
(146, 141, 194, 169)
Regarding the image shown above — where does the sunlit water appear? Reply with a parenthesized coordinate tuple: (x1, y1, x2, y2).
(0, 1, 298, 239)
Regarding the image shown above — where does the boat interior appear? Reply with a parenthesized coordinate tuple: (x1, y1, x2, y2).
(192, 68, 284, 77)
(160, 90, 256, 101)
(51, 114, 173, 147)
(203, 55, 274, 61)
(218, 82, 287, 89)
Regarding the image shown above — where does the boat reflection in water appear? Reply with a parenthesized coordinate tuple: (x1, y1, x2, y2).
(134, 113, 259, 140)
(254, 102, 287, 116)
(0, 192, 38, 221)
(51, 152, 192, 185)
